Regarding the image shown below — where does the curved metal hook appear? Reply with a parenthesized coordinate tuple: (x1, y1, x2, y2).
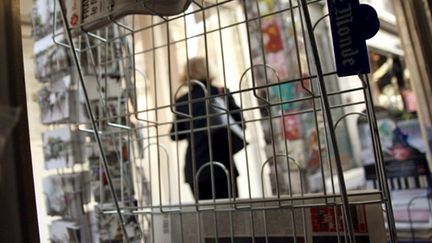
(174, 79, 208, 99)
(195, 161, 232, 199)
(238, 64, 282, 106)
(407, 192, 431, 241)
(143, 143, 172, 211)
(142, 143, 170, 162)
(172, 80, 207, 118)
(334, 112, 367, 130)
(131, 68, 158, 125)
(81, 34, 130, 131)
(299, 76, 314, 96)
(52, 0, 80, 51)
(312, 14, 330, 32)
(260, 154, 302, 197)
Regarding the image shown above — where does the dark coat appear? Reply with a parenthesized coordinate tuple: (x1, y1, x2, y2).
(170, 82, 244, 188)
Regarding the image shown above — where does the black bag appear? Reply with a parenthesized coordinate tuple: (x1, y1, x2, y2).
(209, 96, 246, 155)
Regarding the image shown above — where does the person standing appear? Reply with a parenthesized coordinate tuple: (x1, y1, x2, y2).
(170, 57, 245, 200)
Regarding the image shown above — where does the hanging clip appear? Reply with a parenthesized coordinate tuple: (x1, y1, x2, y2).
(327, 0, 380, 77)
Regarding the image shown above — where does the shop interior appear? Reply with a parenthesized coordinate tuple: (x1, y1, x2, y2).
(0, 0, 431, 242)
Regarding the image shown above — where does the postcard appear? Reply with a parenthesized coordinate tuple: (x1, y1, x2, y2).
(43, 126, 83, 169)
(92, 204, 141, 243)
(43, 172, 91, 217)
(49, 220, 83, 243)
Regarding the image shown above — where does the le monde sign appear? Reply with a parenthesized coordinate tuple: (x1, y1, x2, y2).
(327, 0, 380, 77)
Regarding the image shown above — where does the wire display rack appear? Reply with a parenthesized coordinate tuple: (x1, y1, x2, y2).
(53, 0, 398, 242)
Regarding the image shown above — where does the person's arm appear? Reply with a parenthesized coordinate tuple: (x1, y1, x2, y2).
(225, 88, 245, 130)
(170, 100, 188, 140)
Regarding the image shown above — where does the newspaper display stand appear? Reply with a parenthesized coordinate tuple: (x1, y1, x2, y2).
(50, 0, 399, 242)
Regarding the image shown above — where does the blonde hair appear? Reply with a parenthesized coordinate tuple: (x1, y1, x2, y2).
(180, 57, 216, 84)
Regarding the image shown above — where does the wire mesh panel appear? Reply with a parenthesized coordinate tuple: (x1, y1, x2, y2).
(54, 0, 397, 242)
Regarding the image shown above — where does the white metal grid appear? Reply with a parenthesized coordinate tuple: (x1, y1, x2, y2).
(53, 0, 397, 242)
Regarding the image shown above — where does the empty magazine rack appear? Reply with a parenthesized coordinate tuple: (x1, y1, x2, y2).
(54, 0, 399, 242)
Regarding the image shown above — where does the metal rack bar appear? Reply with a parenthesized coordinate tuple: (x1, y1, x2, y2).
(299, 0, 356, 242)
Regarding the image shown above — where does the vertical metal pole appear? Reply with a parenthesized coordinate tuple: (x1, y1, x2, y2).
(299, 1, 356, 242)
(56, 1, 130, 242)
(361, 74, 398, 243)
